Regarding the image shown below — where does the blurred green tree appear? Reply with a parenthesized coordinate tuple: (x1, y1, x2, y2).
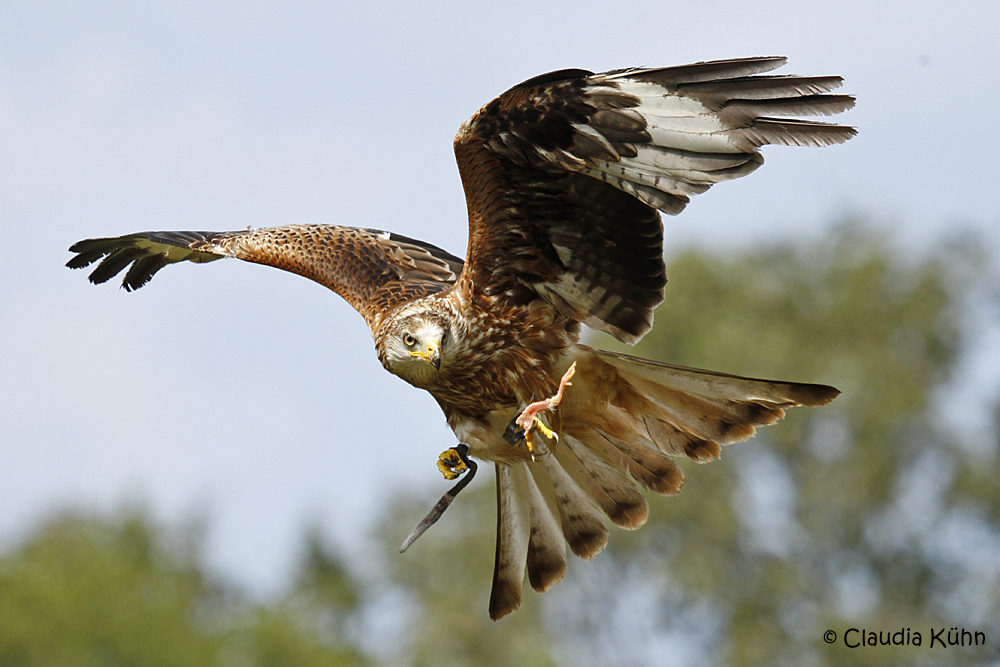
(0, 511, 370, 667)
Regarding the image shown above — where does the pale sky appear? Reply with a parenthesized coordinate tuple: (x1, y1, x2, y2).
(1, 1, 998, 594)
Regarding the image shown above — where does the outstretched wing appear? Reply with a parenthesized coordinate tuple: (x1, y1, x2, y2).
(67, 225, 464, 328)
(455, 56, 855, 344)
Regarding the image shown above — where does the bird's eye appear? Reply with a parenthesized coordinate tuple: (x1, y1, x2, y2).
(402, 333, 416, 347)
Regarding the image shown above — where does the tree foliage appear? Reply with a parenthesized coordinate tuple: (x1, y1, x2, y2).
(0, 512, 370, 667)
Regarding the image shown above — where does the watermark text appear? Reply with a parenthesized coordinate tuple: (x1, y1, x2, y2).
(822, 628, 986, 649)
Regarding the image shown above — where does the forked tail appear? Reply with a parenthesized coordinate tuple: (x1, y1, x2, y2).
(488, 346, 837, 619)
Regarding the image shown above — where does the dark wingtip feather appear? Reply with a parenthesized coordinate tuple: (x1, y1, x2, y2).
(65, 248, 106, 270)
(68, 237, 103, 255)
(67, 230, 232, 291)
(66, 237, 124, 270)
(624, 56, 788, 86)
(724, 94, 857, 118)
(747, 118, 858, 147)
(122, 253, 170, 291)
(512, 68, 594, 91)
(86, 247, 147, 285)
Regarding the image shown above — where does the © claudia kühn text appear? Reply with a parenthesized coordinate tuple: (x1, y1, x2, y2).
(834, 628, 985, 649)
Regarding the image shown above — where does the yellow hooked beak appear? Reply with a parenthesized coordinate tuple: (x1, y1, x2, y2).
(408, 338, 441, 370)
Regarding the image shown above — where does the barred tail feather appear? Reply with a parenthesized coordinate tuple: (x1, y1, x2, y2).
(490, 464, 529, 620)
(522, 468, 567, 593)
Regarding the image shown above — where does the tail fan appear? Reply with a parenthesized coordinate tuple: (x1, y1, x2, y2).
(487, 346, 838, 619)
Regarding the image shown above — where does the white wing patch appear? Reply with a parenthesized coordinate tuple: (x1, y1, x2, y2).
(573, 68, 854, 215)
(590, 81, 743, 154)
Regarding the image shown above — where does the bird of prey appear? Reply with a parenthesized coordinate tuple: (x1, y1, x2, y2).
(67, 56, 854, 619)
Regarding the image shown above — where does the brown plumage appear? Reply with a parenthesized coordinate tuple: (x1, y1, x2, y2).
(66, 56, 853, 620)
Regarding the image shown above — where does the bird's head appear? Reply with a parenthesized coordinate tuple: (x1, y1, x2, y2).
(378, 310, 452, 387)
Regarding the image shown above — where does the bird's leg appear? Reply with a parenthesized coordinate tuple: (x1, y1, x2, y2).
(400, 444, 477, 553)
(515, 362, 576, 432)
(511, 362, 577, 457)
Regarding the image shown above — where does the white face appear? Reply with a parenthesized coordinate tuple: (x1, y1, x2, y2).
(382, 314, 448, 387)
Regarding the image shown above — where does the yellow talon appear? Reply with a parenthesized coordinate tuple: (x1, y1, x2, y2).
(532, 416, 558, 441)
(521, 416, 557, 460)
(524, 429, 536, 457)
(437, 447, 469, 480)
